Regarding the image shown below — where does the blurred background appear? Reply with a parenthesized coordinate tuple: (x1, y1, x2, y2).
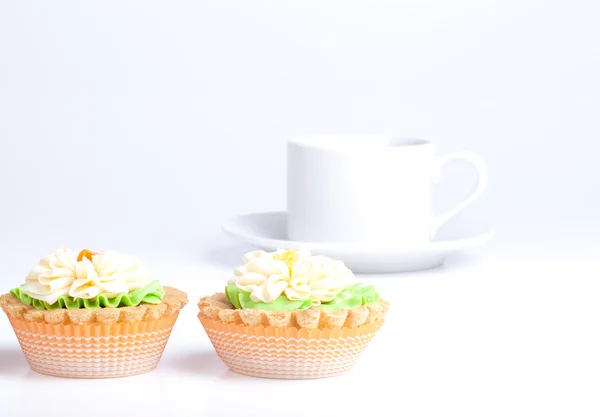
(1, 0, 598, 270)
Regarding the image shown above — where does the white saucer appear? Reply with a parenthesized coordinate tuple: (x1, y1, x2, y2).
(222, 212, 495, 273)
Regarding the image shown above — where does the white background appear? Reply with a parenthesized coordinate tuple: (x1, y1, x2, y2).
(0, 1, 599, 416)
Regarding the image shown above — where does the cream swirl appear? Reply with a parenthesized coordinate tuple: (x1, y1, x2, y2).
(230, 249, 355, 305)
(230, 250, 291, 303)
(22, 249, 153, 303)
(23, 248, 78, 305)
(69, 251, 152, 299)
(286, 255, 354, 304)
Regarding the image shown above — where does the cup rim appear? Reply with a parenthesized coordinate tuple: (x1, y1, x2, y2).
(289, 134, 432, 151)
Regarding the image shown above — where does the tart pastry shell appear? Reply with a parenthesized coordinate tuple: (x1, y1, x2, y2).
(0, 286, 187, 324)
(198, 292, 389, 379)
(1, 286, 188, 378)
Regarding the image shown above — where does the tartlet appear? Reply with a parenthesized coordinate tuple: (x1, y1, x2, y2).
(198, 249, 390, 379)
(0, 248, 188, 378)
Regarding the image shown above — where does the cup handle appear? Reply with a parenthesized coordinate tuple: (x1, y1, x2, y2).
(430, 151, 489, 239)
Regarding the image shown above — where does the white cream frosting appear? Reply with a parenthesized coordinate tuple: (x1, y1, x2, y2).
(23, 248, 78, 305)
(230, 249, 355, 305)
(22, 249, 153, 304)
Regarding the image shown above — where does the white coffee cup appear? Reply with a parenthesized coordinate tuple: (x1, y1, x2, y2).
(287, 134, 488, 245)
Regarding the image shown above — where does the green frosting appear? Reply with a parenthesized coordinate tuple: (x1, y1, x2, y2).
(319, 282, 380, 312)
(225, 282, 379, 312)
(10, 280, 165, 310)
(226, 285, 313, 311)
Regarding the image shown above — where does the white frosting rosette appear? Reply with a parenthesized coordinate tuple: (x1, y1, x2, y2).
(230, 249, 355, 305)
(22, 248, 78, 305)
(22, 249, 152, 304)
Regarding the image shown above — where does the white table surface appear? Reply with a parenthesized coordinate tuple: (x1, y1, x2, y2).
(0, 245, 598, 417)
